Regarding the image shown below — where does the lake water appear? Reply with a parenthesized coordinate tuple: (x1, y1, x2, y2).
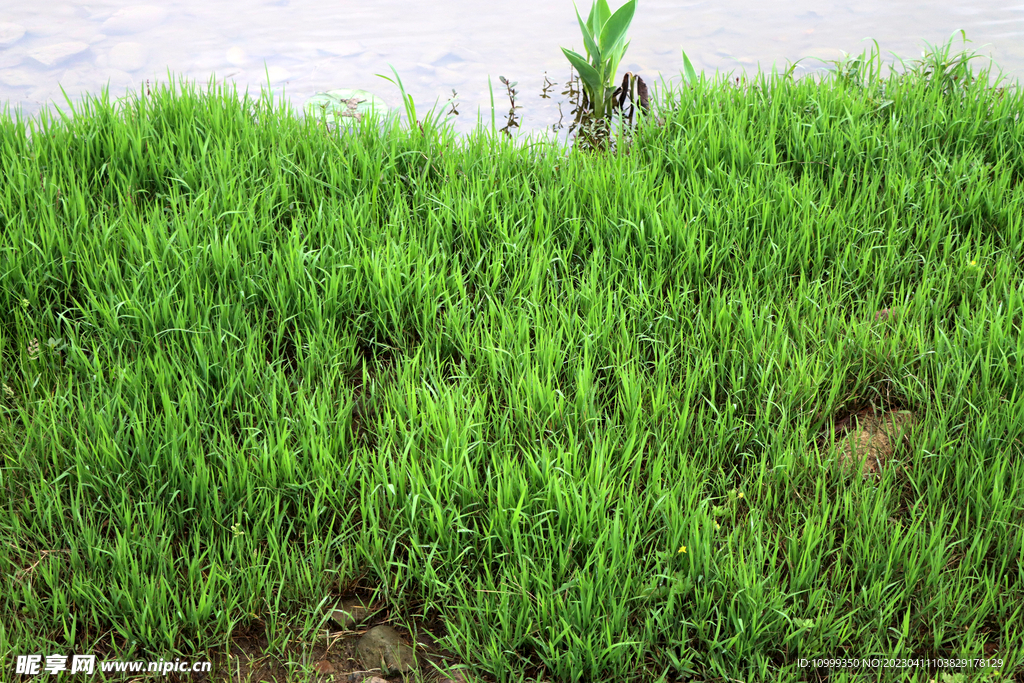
(1, 0, 1023, 148)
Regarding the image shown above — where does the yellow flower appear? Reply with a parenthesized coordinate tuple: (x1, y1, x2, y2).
(737, 491, 744, 499)
(678, 545, 687, 554)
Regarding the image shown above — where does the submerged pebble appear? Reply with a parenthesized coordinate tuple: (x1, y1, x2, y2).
(108, 42, 147, 72)
(100, 5, 169, 35)
(27, 42, 90, 68)
(0, 22, 26, 47)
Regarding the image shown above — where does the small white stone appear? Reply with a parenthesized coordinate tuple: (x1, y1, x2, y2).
(0, 69, 37, 87)
(435, 66, 467, 85)
(27, 42, 90, 67)
(264, 66, 291, 84)
(421, 46, 482, 66)
(0, 48, 23, 69)
(226, 46, 248, 66)
(313, 40, 365, 57)
(100, 5, 169, 35)
(99, 68, 135, 95)
(189, 50, 228, 72)
(0, 22, 27, 47)
(108, 42, 147, 72)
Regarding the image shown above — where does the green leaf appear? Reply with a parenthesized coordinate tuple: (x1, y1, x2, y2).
(376, 64, 418, 126)
(574, 4, 602, 64)
(561, 48, 603, 95)
(598, 0, 635, 56)
(606, 32, 630, 65)
(592, 0, 612, 36)
(606, 38, 631, 84)
(682, 50, 698, 85)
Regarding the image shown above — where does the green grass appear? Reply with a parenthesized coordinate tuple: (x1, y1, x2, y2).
(1, 35, 1023, 683)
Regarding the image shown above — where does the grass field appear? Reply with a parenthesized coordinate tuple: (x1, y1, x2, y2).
(1, 37, 1023, 683)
